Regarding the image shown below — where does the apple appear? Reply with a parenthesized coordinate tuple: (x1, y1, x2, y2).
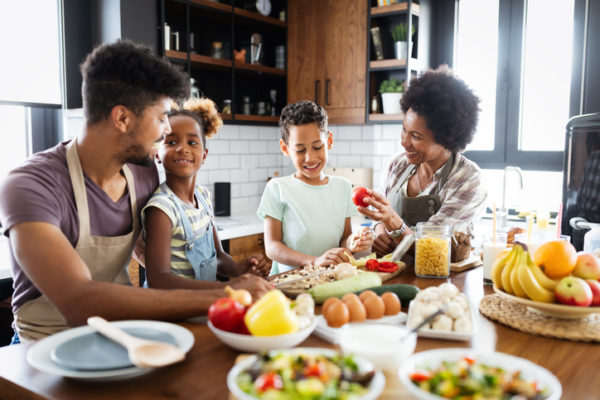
(572, 252, 600, 280)
(555, 276, 593, 307)
(586, 279, 600, 306)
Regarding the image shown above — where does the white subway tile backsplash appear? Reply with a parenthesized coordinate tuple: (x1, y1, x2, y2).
(209, 140, 230, 154)
(230, 183, 241, 198)
(230, 168, 250, 183)
(241, 155, 259, 168)
(372, 124, 383, 140)
(196, 170, 210, 186)
(240, 182, 260, 196)
(333, 141, 350, 155)
(241, 126, 259, 139)
(337, 155, 359, 167)
(382, 124, 402, 139)
(259, 126, 279, 140)
(259, 154, 278, 167)
(268, 141, 282, 153)
(220, 155, 240, 169)
(250, 168, 269, 182)
(361, 125, 375, 139)
(361, 156, 374, 169)
(230, 140, 250, 154)
(327, 155, 338, 167)
(336, 125, 362, 140)
(351, 141, 373, 155)
(375, 140, 396, 155)
(202, 155, 220, 170)
(250, 141, 268, 154)
(209, 169, 230, 182)
(217, 125, 240, 139)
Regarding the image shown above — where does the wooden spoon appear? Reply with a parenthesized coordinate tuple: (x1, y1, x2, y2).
(87, 317, 185, 369)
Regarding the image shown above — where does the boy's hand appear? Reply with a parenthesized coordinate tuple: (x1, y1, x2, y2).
(348, 227, 374, 253)
(372, 232, 396, 258)
(313, 248, 350, 266)
(237, 254, 271, 278)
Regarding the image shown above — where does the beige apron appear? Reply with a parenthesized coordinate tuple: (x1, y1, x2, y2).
(14, 140, 139, 342)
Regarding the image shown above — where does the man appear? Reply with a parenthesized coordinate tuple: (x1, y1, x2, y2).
(0, 40, 271, 343)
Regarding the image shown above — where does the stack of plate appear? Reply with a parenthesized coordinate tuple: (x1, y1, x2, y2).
(26, 320, 194, 381)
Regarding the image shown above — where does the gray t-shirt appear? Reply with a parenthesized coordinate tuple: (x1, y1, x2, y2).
(0, 140, 159, 313)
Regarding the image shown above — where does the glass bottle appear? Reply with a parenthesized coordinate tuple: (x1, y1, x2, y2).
(414, 222, 451, 278)
(211, 42, 223, 59)
(242, 96, 251, 115)
(222, 99, 232, 114)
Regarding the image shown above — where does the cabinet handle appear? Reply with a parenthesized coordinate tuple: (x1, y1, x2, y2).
(315, 80, 320, 104)
(325, 79, 331, 106)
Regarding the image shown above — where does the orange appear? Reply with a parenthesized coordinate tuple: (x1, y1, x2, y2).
(533, 240, 577, 278)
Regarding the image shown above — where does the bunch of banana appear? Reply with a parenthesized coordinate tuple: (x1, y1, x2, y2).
(491, 244, 557, 303)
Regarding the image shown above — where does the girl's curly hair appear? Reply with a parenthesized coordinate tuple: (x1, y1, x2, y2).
(400, 65, 480, 153)
(169, 98, 223, 146)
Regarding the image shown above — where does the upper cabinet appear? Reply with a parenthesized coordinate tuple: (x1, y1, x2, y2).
(287, 0, 367, 125)
(159, 0, 287, 125)
(367, 0, 430, 123)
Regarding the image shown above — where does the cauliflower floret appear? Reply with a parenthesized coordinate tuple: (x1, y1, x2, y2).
(417, 287, 441, 303)
(453, 315, 472, 333)
(333, 263, 357, 280)
(431, 314, 453, 331)
(446, 301, 464, 320)
(454, 293, 469, 311)
(408, 313, 424, 329)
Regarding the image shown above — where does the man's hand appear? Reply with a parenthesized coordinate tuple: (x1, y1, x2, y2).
(313, 248, 349, 266)
(237, 254, 271, 278)
(228, 274, 272, 301)
(372, 232, 397, 258)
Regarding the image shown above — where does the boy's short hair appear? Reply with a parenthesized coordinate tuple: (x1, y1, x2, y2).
(279, 100, 328, 144)
(81, 39, 190, 124)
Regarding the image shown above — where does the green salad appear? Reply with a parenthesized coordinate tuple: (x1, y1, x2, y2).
(236, 351, 374, 400)
(410, 356, 549, 400)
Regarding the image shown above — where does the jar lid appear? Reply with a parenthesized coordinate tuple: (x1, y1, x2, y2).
(212, 41, 222, 48)
(223, 99, 231, 104)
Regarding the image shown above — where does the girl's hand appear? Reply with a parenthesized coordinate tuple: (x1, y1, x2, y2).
(237, 254, 271, 278)
(357, 189, 403, 231)
(372, 232, 397, 258)
(313, 248, 350, 267)
(348, 227, 374, 253)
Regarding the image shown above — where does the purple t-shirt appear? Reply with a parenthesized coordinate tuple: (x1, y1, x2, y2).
(0, 141, 159, 313)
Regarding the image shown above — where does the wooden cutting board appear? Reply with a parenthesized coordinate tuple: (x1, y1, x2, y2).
(275, 262, 406, 298)
(451, 253, 483, 272)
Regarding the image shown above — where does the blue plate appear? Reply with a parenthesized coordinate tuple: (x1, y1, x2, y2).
(50, 327, 177, 371)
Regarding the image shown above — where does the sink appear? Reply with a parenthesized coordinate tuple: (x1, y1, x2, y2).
(215, 218, 243, 231)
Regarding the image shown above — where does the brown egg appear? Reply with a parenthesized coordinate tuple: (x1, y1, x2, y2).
(358, 290, 378, 302)
(324, 300, 350, 328)
(322, 297, 342, 316)
(342, 293, 367, 322)
(381, 292, 401, 315)
(362, 294, 385, 319)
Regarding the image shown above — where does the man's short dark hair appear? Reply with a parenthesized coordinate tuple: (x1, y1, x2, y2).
(80, 40, 190, 124)
(279, 100, 328, 144)
(401, 66, 480, 153)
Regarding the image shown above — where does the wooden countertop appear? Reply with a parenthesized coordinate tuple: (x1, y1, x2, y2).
(0, 267, 598, 399)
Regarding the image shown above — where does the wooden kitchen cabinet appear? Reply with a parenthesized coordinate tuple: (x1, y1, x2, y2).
(228, 233, 266, 262)
(287, 0, 367, 124)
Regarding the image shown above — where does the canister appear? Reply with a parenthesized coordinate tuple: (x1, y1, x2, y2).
(414, 222, 451, 278)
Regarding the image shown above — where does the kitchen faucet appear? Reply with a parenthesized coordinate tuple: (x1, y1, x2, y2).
(501, 166, 524, 213)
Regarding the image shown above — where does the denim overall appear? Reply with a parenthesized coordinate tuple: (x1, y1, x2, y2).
(171, 190, 218, 281)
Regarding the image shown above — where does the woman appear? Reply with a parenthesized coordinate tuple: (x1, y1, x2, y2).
(359, 66, 488, 257)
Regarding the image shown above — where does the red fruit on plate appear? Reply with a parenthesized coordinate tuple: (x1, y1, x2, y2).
(554, 276, 593, 307)
(573, 252, 600, 280)
(208, 297, 246, 332)
(352, 186, 369, 208)
(585, 279, 600, 306)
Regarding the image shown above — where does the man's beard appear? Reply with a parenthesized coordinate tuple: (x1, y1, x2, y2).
(119, 123, 156, 167)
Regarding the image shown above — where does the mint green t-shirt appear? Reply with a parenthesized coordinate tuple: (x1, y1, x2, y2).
(257, 175, 358, 274)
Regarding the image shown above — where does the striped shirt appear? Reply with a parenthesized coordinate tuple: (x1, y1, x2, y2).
(380, 152, 488, 237)
(142, 182, 214, 278)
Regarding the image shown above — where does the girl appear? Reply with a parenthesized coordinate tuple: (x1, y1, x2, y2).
(143, 98, 270, 289)
(258, 100, 373, 275)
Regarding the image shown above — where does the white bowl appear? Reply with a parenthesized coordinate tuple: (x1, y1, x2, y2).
(339, 324, 417, 371)
(398, 348, 562, 400)
(207, 318, 317, 352)
(227, 347, 386, 400)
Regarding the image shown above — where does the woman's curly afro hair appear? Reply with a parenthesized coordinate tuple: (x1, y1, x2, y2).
(400, 66, 480, 153)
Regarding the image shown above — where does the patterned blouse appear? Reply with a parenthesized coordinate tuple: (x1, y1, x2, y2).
(380, 152, 488, 237)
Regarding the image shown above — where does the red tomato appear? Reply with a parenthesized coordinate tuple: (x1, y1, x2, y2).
(304, 362, 325, 378)
(255, 372, 283, 393)
(352, 186, 370, 207)
(208, 297, 246, 333)
(409, 369, 433, 382)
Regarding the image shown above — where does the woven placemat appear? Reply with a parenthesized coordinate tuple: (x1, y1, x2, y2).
(479, 294, 600, 342)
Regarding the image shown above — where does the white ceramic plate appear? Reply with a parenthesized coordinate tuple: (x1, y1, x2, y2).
(208, 317, 317, 352)
(227, 347, 385, 400)
(406, 301, 476, 341)
(27, 320, 194, 382)
(398, 348, 562, 400)
(313, 312, 407, 344)
(494, 286, 600, 319)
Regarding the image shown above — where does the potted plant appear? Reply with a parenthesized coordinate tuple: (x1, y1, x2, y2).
(390, 23, 415, 59)
(379, 78, 404, 114)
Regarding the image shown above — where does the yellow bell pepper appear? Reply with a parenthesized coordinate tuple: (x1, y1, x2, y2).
(244, 290, 299, 336)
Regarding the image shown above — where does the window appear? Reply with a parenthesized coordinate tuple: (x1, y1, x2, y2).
(456, 0, 575, 171)
(0, 105, 30, 179)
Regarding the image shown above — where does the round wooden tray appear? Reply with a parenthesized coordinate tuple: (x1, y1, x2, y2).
(479, 294, 600, 342)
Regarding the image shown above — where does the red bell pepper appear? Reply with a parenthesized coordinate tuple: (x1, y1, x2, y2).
(255, 371, 283, 392)
(365, 259, 380, 271)
(377, 261, 399, 273)
(409, 369, 433, 382)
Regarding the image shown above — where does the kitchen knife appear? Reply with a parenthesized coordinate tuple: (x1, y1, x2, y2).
(391, 232, 415, 262)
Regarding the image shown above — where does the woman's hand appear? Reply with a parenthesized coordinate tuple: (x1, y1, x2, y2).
(228, 274, 272, 300)
(357, 189, 404, 231)
(372, 232, 397, 258)
(236, 254, 271, 278)
(312, 248, 350, 266)
(348, 227, 374, 253)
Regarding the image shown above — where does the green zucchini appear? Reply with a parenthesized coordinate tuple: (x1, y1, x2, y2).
(355, 284, 420, 307)
(308, 272, 382, 304)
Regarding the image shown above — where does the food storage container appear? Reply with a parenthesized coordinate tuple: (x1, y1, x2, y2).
(415, 222, 451, 278)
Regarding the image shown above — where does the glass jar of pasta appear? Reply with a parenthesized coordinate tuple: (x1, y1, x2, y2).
(415, 222, 451, 278)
